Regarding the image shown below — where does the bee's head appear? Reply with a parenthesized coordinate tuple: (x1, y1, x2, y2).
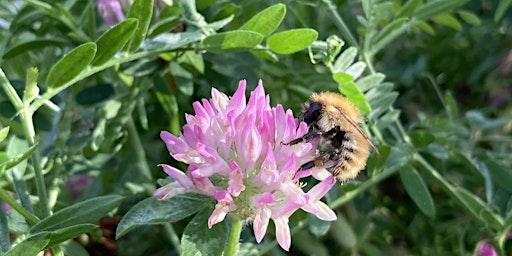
(302, 101, 322, 125)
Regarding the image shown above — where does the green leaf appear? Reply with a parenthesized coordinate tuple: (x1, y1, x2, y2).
(267, 28, 318, 54)
(5, 232, 50, 256)
(375, 110, 401, 130)
(2, 39, 67, 59)
(6, 136, 29, 177)
(308, 215, 331, 237)
(331, 215, 357, 247)
(92, 18, 139, 66)
(177, 51, 205, 74)
(46, 224, 98, 248)
(356, 73, 385, 92)
(124, 0, 154, 52)
(0, 127, 8, 143)
(152, 31, 205, 50)
(333, 47, 358, 73)
(116, 193, 211, 239)
(483, 156, 512, 194)
(413, 0, 470, 21)
(399, 166, 435, 217)
(366, 145, 391, 177)
(46, 42, 97, 89)
(369, 93, 398, 115)
(202, 30, 263, 51)
(432, 14, 462, 31)
(408, 131, 435, 148)
(370, 18, 410, 54)
(417, 21, 435, 35)
(395, 0, 422, 18)
(153, 76, 178, 116)
(170, 62, 193, 95)
(148, 17, 181, 38)
(495, 0, 512, 22)
(30, 195, 123, 233)
(239, 4, 286, 38)
(180, 207, 227, 256)
(60, 240, 90, 256)
(0, 143, 38, 176)
(444, 91, 458, 119)
(457, 10, 481, 26)
(454, 187, 503, 230)
(333, 73, 372, 115)
(345, 61, 366, 80)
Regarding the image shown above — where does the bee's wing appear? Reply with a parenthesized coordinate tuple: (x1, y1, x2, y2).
(337, 109, 381, 158)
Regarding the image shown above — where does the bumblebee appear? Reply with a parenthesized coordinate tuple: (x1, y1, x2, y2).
(287, 92, 379, 181)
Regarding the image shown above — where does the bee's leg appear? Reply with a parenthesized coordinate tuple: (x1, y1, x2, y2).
(282, 129, 321, 145)
(298, 153, 330, 171)
(298, 161, 316, 171)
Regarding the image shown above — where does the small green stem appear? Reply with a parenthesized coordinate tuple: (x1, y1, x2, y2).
(322, 0, 359, 49)
(225, 219, 243, 256)
(163, 223, 181, 252)
(127, 117, 154, 192)
(0, 188, 39, 225)
(0, 69, 50, 218)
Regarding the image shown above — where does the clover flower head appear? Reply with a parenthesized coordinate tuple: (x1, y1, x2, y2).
(155, 80, 337, 251)
(98, 0, 129, 27)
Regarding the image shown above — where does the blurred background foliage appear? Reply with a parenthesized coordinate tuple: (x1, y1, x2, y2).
(0, 0, 511, 255)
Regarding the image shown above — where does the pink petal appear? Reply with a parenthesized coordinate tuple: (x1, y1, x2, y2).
(254, 144, 279, 186)
(226, 80, 247, 117)
(238, 121, 262, 170)
(280, 183, 308, 206)
(253, 207, 271, 243)
(160, 131, 188, 154)
(308, 175, 336, 201)
(208, 203, 230, 228)
(228, 161, 246, 197)
(210, 88, 229, 113)
(159, 164, 194, 189)
(213, 190, 233, 203)
(255, 192, 275, 205)
(273, 217, 291, 251)
(153, 183, 189, 200)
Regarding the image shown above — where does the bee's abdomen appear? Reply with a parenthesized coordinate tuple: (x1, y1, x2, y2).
(331, 131, 370, 181)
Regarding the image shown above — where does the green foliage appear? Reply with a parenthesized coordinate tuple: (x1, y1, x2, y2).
(0, 0, 511, 255)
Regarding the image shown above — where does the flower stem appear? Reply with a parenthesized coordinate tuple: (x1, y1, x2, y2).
(0, 188, 39, 224)
(225, 219, 243, 256)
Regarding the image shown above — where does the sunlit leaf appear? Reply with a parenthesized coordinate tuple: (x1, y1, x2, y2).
(239, 4, 286, 38)
(46, 42, 97, 89)
(0, 127, 8, 143)
(432, 14, 462, 31)
(124, 0, 154, 52)
(267, 29, 318, 54)
(92, 18, 138, 66)
(202, 30, 263, 51)
(333, 73, 372, 115)
(457, 10, 481, 26)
